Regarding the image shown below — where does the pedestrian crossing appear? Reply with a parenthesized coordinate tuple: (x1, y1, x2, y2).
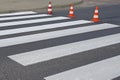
(0, 20, 91, 36)
(45, 55, 120, 80)
(0, 16, 69, 27)
(0, 11, 120, 80)
(0, 14, 51, 21)
(8, 33, 120, 66)
(0, 23, 118, 48)
(0, 11, 36, 17)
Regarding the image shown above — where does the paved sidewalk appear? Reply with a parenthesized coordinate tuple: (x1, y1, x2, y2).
(0, 0, 82, 13)
(79, 0, 120, 7)
(0, 0, 120, 15)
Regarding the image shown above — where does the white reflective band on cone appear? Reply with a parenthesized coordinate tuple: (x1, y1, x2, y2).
(70, 7, 74, 10)
(94, 15, 99, 18)
(48, 4, 52, 7)
(70, 11, 74, 14)
(95, 10, 98, 13)
(48, 9, 52, 12)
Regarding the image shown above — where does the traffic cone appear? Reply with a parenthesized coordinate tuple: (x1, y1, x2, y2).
(48, 1, 52, 14)
(92, 6, 100, 22)
(68, 4, 75, 18)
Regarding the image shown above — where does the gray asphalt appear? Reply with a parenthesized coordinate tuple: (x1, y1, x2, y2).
(0, 4, 120, 80)
(113, 76, 120, 80)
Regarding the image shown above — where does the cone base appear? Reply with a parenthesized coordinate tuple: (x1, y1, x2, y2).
(48, 12, 53, 15)
(92, 18, 100, 22)
(68, 15, 75, 18)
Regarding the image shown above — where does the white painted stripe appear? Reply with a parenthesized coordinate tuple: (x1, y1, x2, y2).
(0, 16, 69, 27)
(0, 11, 36, 17)
(8, 26, 120, 66)
(45, 55, 120, 80)
(0, 14, 51, 21)
(0, 23, 118, 48)
(0, 20, 91, 36)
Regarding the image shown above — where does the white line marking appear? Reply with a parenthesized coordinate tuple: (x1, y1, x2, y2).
(45, 55, 120, 80)
(0, 23, 118, 48)
(0, 11, 36, 17)
(0, 16, 69, 27)
(8, 30, 120, 66)
(0, 14, 51, 21)
(0, 20, 91, 36)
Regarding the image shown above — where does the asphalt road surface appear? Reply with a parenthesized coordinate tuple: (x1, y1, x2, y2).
(0, 4, 120, 80)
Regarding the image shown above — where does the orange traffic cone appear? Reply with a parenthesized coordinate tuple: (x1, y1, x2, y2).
(68, 4, 75, 18)
(48, 1, 52, 14)
(92, 6, 100, 22)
